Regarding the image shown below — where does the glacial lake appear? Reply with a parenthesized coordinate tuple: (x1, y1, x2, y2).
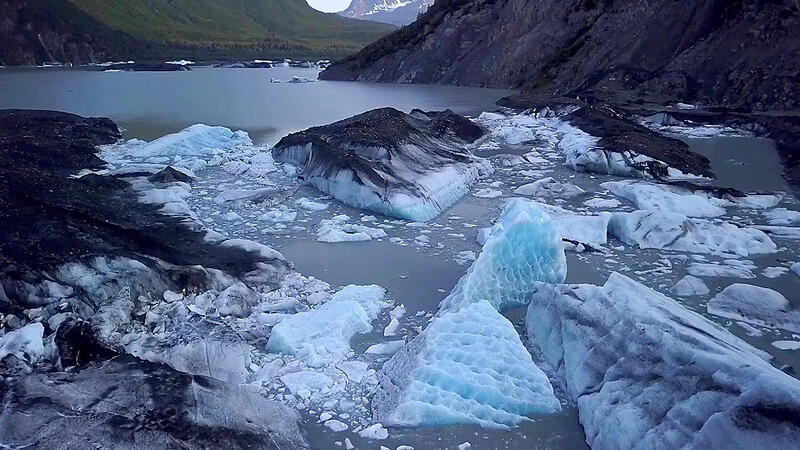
(2, 66, 798, 450)
(0, 66, 507, 143)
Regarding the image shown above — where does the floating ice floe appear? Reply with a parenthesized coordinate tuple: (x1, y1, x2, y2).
(765, 207, 800, 225)
(372, 200, 565, 429)
(687, 260, 757, 279)
(527, 272, 800, 449)
(317, 215, 388, 242)
(268, 284, 386, 366)
(670, 274, 709, 296)
(273, 108, 491, 221)
(260, 205, 298, 222)
(707, 284, 800, 333)
(583, 197, 622, 208)
(514, 177, 585, 199)
(531, 202, 610, 249)
(762, 266, 789, 278)
(608, 210, 776, 256)
(473, 187, 503, 198)
(753, 225, 800, 240)
(601, 180, 725, 217)
(296, 197, 329, 211)
(638, 112, 753, 138)
(772, 341, 800, 351)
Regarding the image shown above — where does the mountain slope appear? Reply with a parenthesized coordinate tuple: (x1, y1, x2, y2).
(321, 0, 800, 111)
(0, 0, 394, 66)
(340, 0, 433, 26)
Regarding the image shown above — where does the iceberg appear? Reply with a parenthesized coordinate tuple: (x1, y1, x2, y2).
(371, 200, 565, 429)
(317, 215, 388, 242)
(707, 284, 800, 333)
(559, 106, 714, 180)
(608, 210, 777, 256)
(530, 202, 610, 248)
(514, 177, 585, 199)
(440, 199, 567, 312)
(670, 274, 709, 296)
(601, 180, 725, 217)
(122, 124, 252, 171)
(372, 299, 561, 429)
(267, 284, 386, 366)
(688, 261, 757, 279)
(527, 273, 800, 449)
(272, 108, 491, 221)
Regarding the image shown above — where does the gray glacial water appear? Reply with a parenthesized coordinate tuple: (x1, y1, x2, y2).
(2, 66, 799, 449)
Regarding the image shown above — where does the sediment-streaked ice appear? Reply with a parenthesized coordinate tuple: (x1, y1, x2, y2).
(527, 272, 800, 449)
(609, 210, 776, 256)
(708, 284, 800, 333)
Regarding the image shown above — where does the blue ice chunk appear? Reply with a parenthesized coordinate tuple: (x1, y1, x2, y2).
(441, 199, 567, 312)
(373, 299, 561, 428)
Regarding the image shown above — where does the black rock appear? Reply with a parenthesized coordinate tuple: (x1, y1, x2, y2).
(55, 318, 117, 368)
(148, 166, 194, 184)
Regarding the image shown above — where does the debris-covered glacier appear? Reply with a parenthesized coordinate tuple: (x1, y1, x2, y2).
(272, 108, 491, 221)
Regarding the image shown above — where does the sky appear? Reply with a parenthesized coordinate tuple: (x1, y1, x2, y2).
(306, 0, 351, 13)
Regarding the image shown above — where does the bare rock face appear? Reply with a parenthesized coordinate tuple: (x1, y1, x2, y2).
(322, 0, 800, 112)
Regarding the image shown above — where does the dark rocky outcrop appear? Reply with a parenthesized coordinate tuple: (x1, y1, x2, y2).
(322, 0, 800, 112)
(148, 166, 194, 184)
(0, 0, 161, 66)
(0, 355, 307, 449)
(272, 107, 489, 221)
(0, 110, 283, 281)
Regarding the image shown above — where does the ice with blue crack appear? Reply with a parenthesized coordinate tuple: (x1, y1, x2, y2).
(373, 299, 561, 428)
(371, 199, 566, 429)
(267, 284, 386, 367)
(441, 198, 568, 313)
(526, 272, 800, 449)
